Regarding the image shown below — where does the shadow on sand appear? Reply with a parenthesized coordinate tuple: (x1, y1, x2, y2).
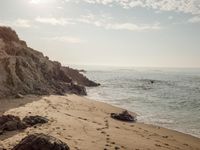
(0, 95, 43, 141)
(0, 95, 42, 115)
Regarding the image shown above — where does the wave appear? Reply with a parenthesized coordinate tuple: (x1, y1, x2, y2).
(85, 68, 200, 138)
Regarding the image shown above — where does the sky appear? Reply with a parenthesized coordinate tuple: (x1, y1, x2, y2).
(0, 0, 200, 68)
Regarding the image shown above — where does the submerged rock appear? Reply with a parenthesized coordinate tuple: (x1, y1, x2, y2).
(0, 115, 26, 132)
(111, 110, 136, 122)
(12, 133, 70, 150)
(22, 115, 48, 126)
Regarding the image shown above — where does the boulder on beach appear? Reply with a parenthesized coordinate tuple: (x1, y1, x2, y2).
(22, 115, 49, 126)
(111, 110, 136, 122)
(0, 115, 26, 132)
(12, 133, 70, 150)
(0, 26, 99, 99)
(0, 115, 49, 134)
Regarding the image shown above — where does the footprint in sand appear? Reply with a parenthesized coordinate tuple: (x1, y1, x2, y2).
(64, 113, 72, 117)
(121, 145, 126, 149)
(139, 134, 144, 138)
(104, 120, 109, 129)
(155, 140, 161, 143)
(105, 144, 111, 147)
(78, 117, 88, 121)
(68, 135, 72, 138)
(96, 128, 101, 131)
(91, 121, 102, 126)
(155, 144, 162, 147)
(74, 146, 80, 150)
(110, 141, 115, 145)
(115, 146, 120, 150)
(64, 137, 71, 140)
(150, 133, 159, 136)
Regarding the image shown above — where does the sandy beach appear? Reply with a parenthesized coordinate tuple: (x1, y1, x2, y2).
(0, 94, 200, 150)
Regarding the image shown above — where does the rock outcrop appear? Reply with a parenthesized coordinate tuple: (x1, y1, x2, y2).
(0, 115, 48, 134)
(12, 133, 70, 150)
(0, 115, 26, 133)
(111, 110, 136, 122)
(0, 26, 99, 98)
(22, 116, 49, 126)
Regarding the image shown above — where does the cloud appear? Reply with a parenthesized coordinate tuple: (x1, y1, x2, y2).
(0, 19, 32, 28)
(35, 17, 74, 26)
(42, 36, 83, 44)
(34, 14, 161, 31)
(65, 0, 200, 15)
(78, 14, 161, 31)
(13, 19, 32, 28)
(105, 22, 161, 31)
(29, 0, 56, 4)
(30, 0, 41, 4)
(188, 16, 200, 23)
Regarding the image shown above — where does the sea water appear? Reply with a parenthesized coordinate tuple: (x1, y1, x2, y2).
(81, 66, 200, 138)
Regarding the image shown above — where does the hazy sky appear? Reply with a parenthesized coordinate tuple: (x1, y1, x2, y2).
(0, 0, 200, 68)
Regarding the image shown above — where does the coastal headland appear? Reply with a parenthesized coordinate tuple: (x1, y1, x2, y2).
(0, 26, 200, 150)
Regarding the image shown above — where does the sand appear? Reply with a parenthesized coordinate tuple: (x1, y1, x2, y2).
(0, 94, 200, 150)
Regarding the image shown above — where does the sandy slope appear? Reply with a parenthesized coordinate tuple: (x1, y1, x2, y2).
(0, 95, 200, 150)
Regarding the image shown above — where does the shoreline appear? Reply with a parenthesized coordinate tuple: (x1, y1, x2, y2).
(86, 95, 200, 139)
(0, 94, 200, 150)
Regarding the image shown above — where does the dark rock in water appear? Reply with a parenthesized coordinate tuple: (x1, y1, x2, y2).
(78, 69, 86, 73)
(0, 115, 27, 132)
(0, 26, 99, 99)
(22, 116, 48, 126)
(62, 67, 100, 87)
(12, 133, 70, 150)
(69, 83, 87, 95)
(111, 110, 136, 122)
(150, 80, 155, 84)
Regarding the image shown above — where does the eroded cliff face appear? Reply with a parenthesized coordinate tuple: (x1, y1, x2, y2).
(0, 26, 99, 98)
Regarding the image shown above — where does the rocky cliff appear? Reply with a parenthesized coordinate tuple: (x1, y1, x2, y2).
(0, 26, 99, 98)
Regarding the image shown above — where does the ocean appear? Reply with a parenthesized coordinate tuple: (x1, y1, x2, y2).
(81, 66, 200, 138)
